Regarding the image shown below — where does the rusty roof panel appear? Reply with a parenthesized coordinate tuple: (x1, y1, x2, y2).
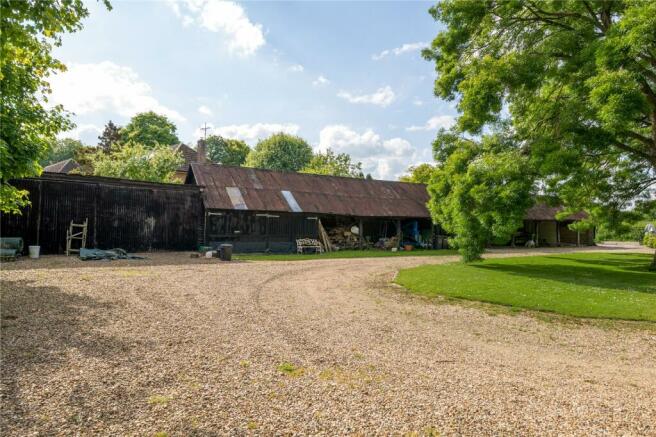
(190, 163, 431, 218)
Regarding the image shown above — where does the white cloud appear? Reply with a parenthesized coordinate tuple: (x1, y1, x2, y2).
(372, 41, 427, 61)
(49, 61, 185, 122)
(412, 98, 424, 106)
(318, 125, 425, 180)
(406, 115, 456, 132)
(312, 75, 330, 87)
(167, 0, 265, 57)
(197, 105, 213, 117)
(210, 122, 300, 143)
(288, 64, 304, 73)
(58, 123, 102, 144)
(337, 86, 395, 107)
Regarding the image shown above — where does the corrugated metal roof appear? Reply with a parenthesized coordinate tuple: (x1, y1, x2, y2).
(525, 203, 588, 221)
(189, 164, 431, 218)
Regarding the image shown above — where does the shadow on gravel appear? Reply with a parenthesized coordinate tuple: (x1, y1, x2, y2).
(0, 279, 147, 433)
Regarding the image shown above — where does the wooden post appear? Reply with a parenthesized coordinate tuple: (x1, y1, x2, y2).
(556, 221, 561, 247)
(358, 218, 363, 250)
(431, 223, 437, 249)
(535, 221, 540, 247)
(203, 210, 208, 245)
(577, 229, 581, 247)
(93, 183, 98, 247)
(396, 219, 402, 249)
(36, 180, 42, 246)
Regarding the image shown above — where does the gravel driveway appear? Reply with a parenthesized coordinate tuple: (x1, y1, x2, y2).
(1, 247, 655, 435)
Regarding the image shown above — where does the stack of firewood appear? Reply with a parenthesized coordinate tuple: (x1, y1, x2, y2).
(326, 226, 361, 250)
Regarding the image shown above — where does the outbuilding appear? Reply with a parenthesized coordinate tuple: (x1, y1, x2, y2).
(186, 163, 437, 253)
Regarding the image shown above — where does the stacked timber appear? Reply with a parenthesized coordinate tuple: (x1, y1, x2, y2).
(326, 226, 361, 250)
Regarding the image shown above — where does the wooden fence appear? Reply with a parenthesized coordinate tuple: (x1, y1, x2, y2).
(1, 174, 202, 254)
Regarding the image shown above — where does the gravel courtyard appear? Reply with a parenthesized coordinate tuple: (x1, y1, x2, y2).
(1, 247, 655, 435)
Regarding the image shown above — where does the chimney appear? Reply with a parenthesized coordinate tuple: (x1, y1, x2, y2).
(196, 139, 207, 164)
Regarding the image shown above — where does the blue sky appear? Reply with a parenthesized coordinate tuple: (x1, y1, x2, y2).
(50, 0, 455, 180)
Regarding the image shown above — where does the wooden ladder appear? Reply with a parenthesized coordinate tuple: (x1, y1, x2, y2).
(317, 219, 332, 252)
(66, 218, 88, 256)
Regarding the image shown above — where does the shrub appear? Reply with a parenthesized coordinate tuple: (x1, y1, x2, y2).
(643, 233, 656, 249)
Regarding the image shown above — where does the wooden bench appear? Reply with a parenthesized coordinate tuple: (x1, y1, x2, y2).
(296, 238, 323, 254)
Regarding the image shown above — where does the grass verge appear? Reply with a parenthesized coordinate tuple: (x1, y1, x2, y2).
(395, 252, 656, 321)
(235, 249, 457, 261)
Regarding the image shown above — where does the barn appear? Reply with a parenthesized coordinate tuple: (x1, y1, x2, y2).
(1, 163, 595, 255)
(186, 163, 437, 253)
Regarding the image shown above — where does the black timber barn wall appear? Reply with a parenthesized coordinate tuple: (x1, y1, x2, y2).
(1, 175, 202, 254)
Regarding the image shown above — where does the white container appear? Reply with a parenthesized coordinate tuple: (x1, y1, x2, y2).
(28, 245, 40, 259)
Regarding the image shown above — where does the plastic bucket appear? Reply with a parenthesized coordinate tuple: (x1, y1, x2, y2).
(28, 245, 40, 259)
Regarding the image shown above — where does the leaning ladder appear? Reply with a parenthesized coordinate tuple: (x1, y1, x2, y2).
(66, 218, 88, 256)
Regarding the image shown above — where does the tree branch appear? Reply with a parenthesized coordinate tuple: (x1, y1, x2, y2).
(613, 140, 653, 165)
(581, 0, 605, 32)
(624, 131, 654, 148)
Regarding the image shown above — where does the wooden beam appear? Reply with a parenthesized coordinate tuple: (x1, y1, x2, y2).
(535, 221, 539, 247)
(556, 221, 561, 247)
(359, 219, 363, 250)
(396, 219, 402, 249)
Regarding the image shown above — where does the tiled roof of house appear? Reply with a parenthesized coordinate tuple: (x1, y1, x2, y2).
(43, 159, 80, 174)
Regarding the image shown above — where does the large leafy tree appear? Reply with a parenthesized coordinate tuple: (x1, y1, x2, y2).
(206, 135, 250, 166)
(301, 149, 363, 178)
(0, 0, 110, 213)
(245, 133, 313, 172)
(424, 0, 656, 267)
(90, 142, 183, 183)
(40, 138, 84, 166)
(120, 111, 179, 148)
(98, 120, 121, 152)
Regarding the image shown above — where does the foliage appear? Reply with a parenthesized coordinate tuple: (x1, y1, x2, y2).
(40, 138, 84, 166)
(245, 133, 313, 172)
(596, 217, 647, 242)
(120, 111, 179, 148)
(205, 135, 250, 166)
(428, 133, 534, 262)
(644, 233, 656, 249)
(301, 149, 363, 178)
(396, 253, 656, 321)
(97, 120, 121, 152)
(424, 0, 656, 266)
(89, 142, 183, 183)
(399, 163, 434, 184)
(0, 0, 110, 213)
(72, 146, 98, 175)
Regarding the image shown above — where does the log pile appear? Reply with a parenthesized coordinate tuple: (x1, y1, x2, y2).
(326, 226, 361, 250)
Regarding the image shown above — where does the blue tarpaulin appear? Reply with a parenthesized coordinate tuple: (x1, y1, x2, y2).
(79, 248, 145, 261)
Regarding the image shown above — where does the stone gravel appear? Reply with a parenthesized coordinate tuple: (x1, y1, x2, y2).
(1, 246, 655, 436)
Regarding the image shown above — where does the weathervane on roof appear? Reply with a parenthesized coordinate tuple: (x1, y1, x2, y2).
(200, 123, 211, 140)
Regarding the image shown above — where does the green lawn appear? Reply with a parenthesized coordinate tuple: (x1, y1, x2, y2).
(235, 249, 457, 261)
(395, 252, 656, 321)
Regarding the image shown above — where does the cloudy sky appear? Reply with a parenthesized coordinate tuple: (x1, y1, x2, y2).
(50, 0, 455, 180)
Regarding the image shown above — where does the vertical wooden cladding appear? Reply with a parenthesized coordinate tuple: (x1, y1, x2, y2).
(0, 175, 202, 254)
